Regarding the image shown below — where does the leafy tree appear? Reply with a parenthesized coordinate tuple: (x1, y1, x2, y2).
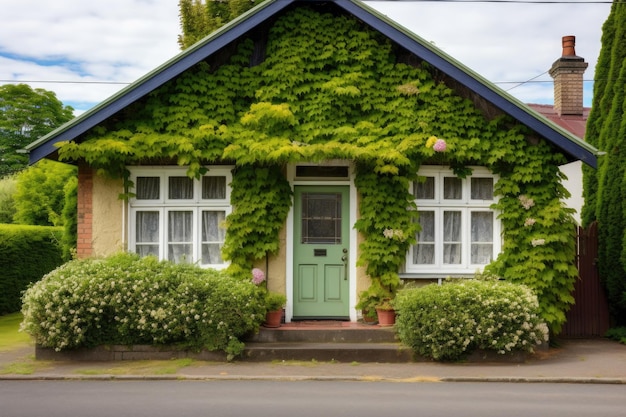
(178, 0, 264, 49)
(0, 175, 17, 223)
(0, 84, 74, 176)
(581, 2, 626, 325)
(13, 160, 76, 227)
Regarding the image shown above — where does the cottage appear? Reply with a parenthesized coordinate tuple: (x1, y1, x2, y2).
(25, 0, 598, 328)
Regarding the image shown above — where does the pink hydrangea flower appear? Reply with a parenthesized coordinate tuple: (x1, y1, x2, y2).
(433, 139, 447, 152)
(251, 268, 265, 285)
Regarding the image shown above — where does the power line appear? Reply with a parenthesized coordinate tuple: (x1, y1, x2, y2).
(377, 0, 616, 3)
(0, 78, 598, 87)
(0, 79, 129, 85)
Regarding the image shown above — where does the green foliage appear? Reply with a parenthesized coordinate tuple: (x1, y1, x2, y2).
(265, 292, 287, 311)
(13, 160, 77, 227)
(60, 176, 78, 260)
(222, 164, 292, 276)
(394, 280, 549, 361)
(581, 2, 626, 325)
(0, 84, 74, 176)
(0, 224, 64, 314)
(178, 0, 264, 49)
(0, 175, 17, 223)
(605, 327, 626, 344)
(55, 7, 577, 332)
(21, 253, 266, 359)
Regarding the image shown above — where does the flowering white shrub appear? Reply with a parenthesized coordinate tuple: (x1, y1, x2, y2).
(20, 253, 266, 359)
(394, 279, 548, 361)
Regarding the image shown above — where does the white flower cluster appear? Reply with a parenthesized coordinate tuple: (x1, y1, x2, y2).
(518, 195, 535, 210)
(383, 228, 406, 241)
(20, 254, 266, 356)
(394, 279, 549, 361)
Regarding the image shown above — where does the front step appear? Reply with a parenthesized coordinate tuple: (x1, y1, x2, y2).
(242, 322, 414, 363)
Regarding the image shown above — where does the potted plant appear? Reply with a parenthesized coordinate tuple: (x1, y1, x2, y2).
(375, 298, 396, 327)
(356, 291, 380, 324)
(250, 267, 287, 328)
(264, 291, 287, 328)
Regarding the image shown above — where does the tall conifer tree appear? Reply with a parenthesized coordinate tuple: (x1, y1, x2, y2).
(178, 0, 264, 49)
(582, 1, 626, 324)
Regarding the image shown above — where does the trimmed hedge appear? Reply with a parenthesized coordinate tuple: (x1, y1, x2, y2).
(21, 253, 266, 359)
(395, 279, 549, 361)
(0, 224, 64, 314)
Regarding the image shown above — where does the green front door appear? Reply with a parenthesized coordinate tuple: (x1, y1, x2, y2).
(293, 185, 350, 319)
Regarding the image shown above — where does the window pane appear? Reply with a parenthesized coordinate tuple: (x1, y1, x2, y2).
(414, 177, 434, 199)
(136, 211, 160, 243)
(301, 193, 342, 244)
(168, 211, 193, 263)
(168, 177, 194, 199)
(202, 176, 226, 200)
(202, 211, 226, 264)
(414, 211, 435, 264)
(136, 211, 159, 257)
(471, 178, 494, 200)
(136, 177, 160, 200)
(443, 177, 462, 200)
(471, 212, 493, 264)
(443, 211, 462, 264)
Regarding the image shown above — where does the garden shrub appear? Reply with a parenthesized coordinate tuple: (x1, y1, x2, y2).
(394, 279, 549, 361)
(21, 253, 266, 359)
(0, 224, 64, 315)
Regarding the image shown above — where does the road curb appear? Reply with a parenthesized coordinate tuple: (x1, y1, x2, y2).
(1, 374, 625, 384)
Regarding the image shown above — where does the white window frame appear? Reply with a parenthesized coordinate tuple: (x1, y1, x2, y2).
(128, 166, 233, 269)
(405, 166, 501, 276)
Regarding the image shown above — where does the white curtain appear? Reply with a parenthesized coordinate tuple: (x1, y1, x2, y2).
(443, 177, 462, 200)
(168, 211, 193, 263)
(471, 211, 493, 264)
(471, 178, 494, 200)
(414, 211, 435, 264)
(443, 211, 461, 264)
(414, 177, 435, 199)
(202, 210, 226, 264)
(168, 177, 194, 199)
(135, 211, 159, 257)
(136, 177, 160, 200)
(202, 176, 226, 199)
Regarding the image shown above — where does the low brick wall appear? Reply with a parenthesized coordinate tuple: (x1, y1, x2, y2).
(36, 345, 228, 362)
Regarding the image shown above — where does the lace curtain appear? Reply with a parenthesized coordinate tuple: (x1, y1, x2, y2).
(202, 211, 226, 264)
(168, 211, 193, 262)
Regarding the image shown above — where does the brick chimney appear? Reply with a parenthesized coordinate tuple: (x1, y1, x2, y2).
(549, 35, 588, 116)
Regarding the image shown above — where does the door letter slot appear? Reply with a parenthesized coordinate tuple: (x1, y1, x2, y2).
(314, 249, 327, 257)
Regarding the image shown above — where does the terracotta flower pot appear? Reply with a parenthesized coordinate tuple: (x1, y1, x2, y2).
(376, 308, 396, 327)
(263, 310, 283, 328)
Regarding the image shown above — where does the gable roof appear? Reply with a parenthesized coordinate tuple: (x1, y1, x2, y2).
(25, 0, 599, 168)
(528, 104, 589, 140)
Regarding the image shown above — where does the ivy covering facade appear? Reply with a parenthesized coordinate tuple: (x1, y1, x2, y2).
(57, 7, 577, 332)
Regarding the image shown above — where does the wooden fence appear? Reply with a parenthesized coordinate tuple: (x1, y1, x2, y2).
(561, 221, 610, 338)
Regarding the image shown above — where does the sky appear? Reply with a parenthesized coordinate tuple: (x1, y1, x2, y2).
(0, 0, 613, 116)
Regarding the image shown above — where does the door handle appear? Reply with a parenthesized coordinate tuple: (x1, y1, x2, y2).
(341, 255, 348, 280)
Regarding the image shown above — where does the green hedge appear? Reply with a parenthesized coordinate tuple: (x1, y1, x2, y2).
(21, 253, 266, 359)
(0, 224, 64, 315)
(395, 279, 549, 361)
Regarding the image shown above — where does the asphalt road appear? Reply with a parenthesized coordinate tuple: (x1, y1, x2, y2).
(1, 381, 624, 417)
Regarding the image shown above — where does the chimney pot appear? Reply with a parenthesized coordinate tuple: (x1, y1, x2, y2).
(550, 35, 587, 116)
(562, 35, 577, 57)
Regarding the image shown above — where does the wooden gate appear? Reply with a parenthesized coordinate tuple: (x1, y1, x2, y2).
(561, 222, 610, 337)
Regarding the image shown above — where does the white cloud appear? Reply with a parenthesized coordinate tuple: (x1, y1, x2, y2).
(0, 0, 612, 114)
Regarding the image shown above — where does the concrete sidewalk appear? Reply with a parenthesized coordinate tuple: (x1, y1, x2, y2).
(1, 338, 625, 384)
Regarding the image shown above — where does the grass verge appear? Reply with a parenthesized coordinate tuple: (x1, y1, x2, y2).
(0, 313, 32, 351)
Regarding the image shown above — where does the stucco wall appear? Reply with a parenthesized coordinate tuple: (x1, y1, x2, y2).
(91, 173, 125, 257)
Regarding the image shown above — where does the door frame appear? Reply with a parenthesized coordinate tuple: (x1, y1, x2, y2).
(285, 162, 358, 322)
